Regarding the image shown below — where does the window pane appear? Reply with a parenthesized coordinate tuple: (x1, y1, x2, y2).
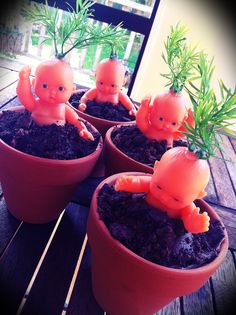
(96, 0, 155, 18)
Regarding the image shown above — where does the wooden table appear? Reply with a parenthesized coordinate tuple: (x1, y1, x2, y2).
(0, 57, 236, 315)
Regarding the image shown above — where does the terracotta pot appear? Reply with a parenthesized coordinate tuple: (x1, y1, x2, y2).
(72, 106, 136, 139)
(87, 172, 229, 315)
(0, 106, 103, 223)
(104, 125, 153, 176)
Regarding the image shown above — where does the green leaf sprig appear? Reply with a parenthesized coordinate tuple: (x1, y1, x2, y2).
(21, 0, 127, 59)
(183, 52, 236, 160)
(161, 22, 199, 93)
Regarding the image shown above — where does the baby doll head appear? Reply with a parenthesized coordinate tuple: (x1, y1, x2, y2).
(33, 58, 75, 104)
(95, 58, 126, 95)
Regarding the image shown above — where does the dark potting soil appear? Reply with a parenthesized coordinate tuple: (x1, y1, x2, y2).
(98, 184, 225, 269)
(69, 90, 136, 122)
(0, 109, 100, 160)
(111, 125, 188, 167)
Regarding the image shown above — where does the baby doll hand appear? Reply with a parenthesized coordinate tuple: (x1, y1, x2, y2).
(115, 175, 138, 191)
(129, 108, 137, 116)
(183, 207, 210, 234)
(79, 103, 87, 112)
(140, 95, 152, 109)
(79, 129, 94, 141)
(19, 66, 31, 80)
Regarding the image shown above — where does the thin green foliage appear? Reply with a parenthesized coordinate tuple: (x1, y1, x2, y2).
(21, 0, 127, 59)
(183, 52, 236, 160)
(161, 22, 199, 93)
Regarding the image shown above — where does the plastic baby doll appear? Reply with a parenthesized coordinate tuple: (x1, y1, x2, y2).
(115, 146, 210, 234)
(136, 93, 194, 147)
(17, 59, 94, 140)
(78, 57, 136, 116)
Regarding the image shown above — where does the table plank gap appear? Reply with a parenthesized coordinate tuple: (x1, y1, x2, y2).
(0, 197, 21, 257)
(154, 298, 181, 315)
(0, 71, 18, 91)
(208, 147, 236, 209)
(0, 81, 17, 107)
(182, 280, 215, 315)
(20, 203, 89, 315)
(0, 215, 59, 315)
(211, 250, 236, 314)
(208, 202, 236, 251)
(66, 241, 104, 315)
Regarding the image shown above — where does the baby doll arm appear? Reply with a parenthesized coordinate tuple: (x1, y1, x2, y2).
(115, 175, 151, 193)
(174, 108, 195, 140)
(118, 92, 137, 116)
(79, 88, 98, 111)
(180, 203, 210, 234)
(65, 105, 94, 140)
(136, 95, 152, 133)
(16, 66, 35, 112)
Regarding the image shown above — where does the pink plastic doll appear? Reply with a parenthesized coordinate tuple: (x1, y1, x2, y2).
(78, 57, 136, 116)
(17, 59, 94, 140)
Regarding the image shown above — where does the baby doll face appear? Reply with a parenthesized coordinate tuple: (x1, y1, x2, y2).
(95, 59, 126, 95)
(34, 59, 75, 104)
(149, 148, 209, 210)
(150, 92, 187, 132)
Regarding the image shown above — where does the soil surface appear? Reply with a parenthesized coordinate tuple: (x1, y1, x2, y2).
(98, 184, 225, 269)
(0, 109, 100, 160)
(111, 125, 188, 167)
(69, 90, 136, 122)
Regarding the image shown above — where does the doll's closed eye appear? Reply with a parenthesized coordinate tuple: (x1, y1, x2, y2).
(156, 185, 162, 190)
(172, 122, 177, 125)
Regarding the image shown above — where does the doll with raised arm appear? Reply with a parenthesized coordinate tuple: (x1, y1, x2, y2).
(136, 93, 194, 148)
(17, 59, 94, 140)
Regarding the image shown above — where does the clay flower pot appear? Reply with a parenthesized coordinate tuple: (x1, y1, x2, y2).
(87, 172, 228, 315)
(72, 105, 136, 139)
(0, 106, 103, 223)
(104, 125, 153, 175)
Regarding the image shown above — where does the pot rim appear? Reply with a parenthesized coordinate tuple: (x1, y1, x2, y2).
(90, 172, 229, 276)
(0, 106, 103, 165)
(105, 126, 153, 172)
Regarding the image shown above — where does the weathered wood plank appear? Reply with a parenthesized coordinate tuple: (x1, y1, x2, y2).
(218, 135, 236, 193)
(209, 202, 236, 251)
(154, 298, 181, 315)
(0, 197, 21, 257)
(182, 281, 215, 315)
(204, 168, 218, 204)
(0, 216, 58, 315)
(0, 82, 17, 108)
(66, 242, 104, 315)
(0, 71, 18, 91)
(1, 96, 21, 110)
(208, 147, 236, 210)
(0, 67, 10, 78)
(211, 250, 236, 314)
(229, 137, 236, 154)
(20, 203, 89, 315)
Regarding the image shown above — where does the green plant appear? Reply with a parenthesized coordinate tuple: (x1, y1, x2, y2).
(161, 22, 199, 93)
(21, 0, 127, 59)
(184, 52, 236, 159)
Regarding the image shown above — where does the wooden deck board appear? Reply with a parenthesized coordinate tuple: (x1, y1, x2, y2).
(208, 148, 236, 210)
(0, 82, 17, 108)
(211, 250, 236, 314)
(154, 298, 181, 315)
(0, 217, 57, 315)
(19, 203, 89, 315)
(0, 71, 18, 91)
(182, 281, 215, 315)
(0, 197, 21, 257)
(66, 242, 104, 315)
